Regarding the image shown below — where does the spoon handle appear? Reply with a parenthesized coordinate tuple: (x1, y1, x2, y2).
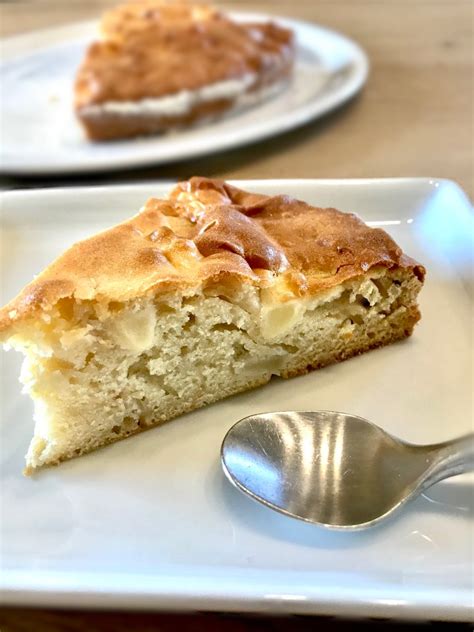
(422, 433, 474, 489)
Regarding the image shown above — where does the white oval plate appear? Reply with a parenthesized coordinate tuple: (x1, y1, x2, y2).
(0, 13, 368, 175)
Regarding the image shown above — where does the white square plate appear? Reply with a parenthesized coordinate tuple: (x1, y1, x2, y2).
(0, 179, 473, 621)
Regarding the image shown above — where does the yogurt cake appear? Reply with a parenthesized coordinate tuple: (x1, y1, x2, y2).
(0, 178, 425, 473)
(75, 1, 294, 140)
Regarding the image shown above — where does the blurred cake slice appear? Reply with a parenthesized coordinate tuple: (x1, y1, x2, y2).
(0, 178, 425, 473)
(74, 1, 294, 140)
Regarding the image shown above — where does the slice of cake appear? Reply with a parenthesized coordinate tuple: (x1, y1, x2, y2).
(0, 178, 425, 473)
(74, 1, 294, 140)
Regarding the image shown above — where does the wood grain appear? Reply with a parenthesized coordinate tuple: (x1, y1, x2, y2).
(0, 608, 471, 632)
(0, 1, 472, 630)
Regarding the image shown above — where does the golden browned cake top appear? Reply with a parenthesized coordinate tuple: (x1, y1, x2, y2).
(100, 1, 217, 40)
(0, 177, 425, 337)
(74, 1, 294, 108)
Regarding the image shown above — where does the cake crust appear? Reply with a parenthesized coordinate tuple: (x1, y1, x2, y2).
(0, 178, 425, 338)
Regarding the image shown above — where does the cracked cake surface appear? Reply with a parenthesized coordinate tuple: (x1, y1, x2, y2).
(0, 177, 423, 330)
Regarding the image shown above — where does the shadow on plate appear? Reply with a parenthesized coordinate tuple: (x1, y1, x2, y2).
(212, 461, 473, 549)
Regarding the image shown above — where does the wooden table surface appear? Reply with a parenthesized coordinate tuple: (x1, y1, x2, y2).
(0, 1, 472, 630)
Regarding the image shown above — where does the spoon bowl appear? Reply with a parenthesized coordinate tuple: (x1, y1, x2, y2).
(221, 411, 474, 529)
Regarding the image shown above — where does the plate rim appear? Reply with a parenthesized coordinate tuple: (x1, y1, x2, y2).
(1, 176, 470, 203)
(0, 12, 369, 175)
(1, 567, 472, 621)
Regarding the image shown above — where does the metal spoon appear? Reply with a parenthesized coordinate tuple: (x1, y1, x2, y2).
(221, 411, 474, 529)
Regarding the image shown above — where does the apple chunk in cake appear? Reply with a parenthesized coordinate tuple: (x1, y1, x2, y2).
(0, 178, 425, 473)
